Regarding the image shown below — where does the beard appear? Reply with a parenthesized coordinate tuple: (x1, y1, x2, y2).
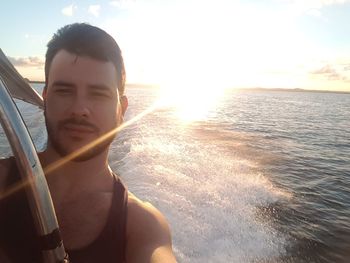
(44, 111, 117, 162)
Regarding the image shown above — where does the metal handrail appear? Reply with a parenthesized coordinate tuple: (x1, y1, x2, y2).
(0, 77, 68, 262)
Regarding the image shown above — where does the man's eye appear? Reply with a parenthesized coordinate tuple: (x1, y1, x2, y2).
(55, 89, 72, 94)
(91, 92, 109, 98)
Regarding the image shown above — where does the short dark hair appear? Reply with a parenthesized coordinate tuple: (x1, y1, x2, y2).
(45, 23, 126, 95)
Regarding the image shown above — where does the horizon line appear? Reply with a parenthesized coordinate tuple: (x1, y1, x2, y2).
(26, 79, 350, 94)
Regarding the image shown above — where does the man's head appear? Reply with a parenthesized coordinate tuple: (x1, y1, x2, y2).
(45, 23, 126, 96)
(43, 23, 128, 162)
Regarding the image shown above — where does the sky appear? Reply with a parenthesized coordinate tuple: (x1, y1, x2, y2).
(1, 0, 350, 92)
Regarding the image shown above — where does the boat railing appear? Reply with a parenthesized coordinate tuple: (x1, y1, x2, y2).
(0, 77, 68, 263)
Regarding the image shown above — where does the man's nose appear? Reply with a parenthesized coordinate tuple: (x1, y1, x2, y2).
(70, 96, 90, 118)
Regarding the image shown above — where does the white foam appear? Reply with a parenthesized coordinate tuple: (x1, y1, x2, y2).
(110, 116, 289, 263)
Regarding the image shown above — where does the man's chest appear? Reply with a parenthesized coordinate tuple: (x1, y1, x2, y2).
(54, 193, 113, 250)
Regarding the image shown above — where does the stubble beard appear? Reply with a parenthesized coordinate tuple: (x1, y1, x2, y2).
(44, 111, 117, 162)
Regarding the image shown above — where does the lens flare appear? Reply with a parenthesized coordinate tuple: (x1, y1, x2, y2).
(0, 102, 158, 201)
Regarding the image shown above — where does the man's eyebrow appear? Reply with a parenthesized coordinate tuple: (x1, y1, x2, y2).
(88, 84, 115, 93)
(51, 80, 76, 88)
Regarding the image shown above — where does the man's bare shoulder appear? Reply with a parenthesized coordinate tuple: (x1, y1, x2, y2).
(126, 192, 177, 263)
(127, 193, 171, 243)
(127, 193, 169, 230)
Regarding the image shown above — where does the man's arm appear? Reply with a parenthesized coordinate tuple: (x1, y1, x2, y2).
(126, 194, 177, 263)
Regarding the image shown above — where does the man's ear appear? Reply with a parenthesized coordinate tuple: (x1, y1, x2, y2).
(120, 95, 128, 116)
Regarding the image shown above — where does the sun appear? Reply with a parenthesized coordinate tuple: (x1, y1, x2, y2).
(155, 76, 226, 122)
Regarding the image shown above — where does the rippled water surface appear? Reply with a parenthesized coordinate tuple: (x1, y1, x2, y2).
(1, 85, 349, 262)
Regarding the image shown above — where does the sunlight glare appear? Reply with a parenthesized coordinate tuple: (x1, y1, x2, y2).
(105, 0, 322, 90)
(156, 78, 225, 122)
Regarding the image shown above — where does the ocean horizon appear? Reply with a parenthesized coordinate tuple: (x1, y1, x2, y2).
(26, 80, 350, 95)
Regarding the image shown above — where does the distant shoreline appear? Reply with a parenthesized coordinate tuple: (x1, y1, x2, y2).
(28, 81, 350, 94)
(234, 87, 350, 95)
(29, 80, 45, 84)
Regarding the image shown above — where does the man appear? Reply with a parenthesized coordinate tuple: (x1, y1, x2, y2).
(0, 23, 176, 262)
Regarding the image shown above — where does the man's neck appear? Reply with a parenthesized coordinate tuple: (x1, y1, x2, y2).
(39, 147, 114, 204)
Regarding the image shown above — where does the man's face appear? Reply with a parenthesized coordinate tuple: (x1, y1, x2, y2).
(43, 49, 127, 161)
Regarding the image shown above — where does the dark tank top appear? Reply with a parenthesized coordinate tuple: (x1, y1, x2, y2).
(0, 158, 128, 263)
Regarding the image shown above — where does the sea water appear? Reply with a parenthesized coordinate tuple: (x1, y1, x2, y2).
(0, 84, 349, 263)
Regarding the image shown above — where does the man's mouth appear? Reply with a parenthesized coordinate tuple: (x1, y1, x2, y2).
(63, 123, 96, 134)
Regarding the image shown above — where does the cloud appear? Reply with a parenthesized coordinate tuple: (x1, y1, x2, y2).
(62, 4, 77, 17)
(8, 56, 44, 69)
(310, 64, 349, 81)
(305, 8, 322, 17)
(88, 5, 101, 17)
(281, 0, 350, 17)
(109, 1, 120, 7)
(109, 0, 135, 9)
(284, 0, 350, 8)
(339, 62, 350, 71)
